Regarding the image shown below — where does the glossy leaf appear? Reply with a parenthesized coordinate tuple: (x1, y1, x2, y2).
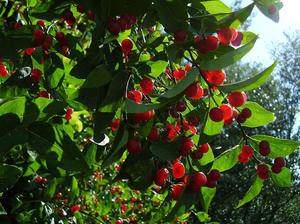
(237, 177, 263, 208)
(211, 145, 240, 172)
(81, 65, 112, 88)
(271, 167, 292, 187)
(0, 164, 22, 192)
(200, 187, 216, 212)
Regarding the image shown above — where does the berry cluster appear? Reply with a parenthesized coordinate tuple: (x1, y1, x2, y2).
(108, 14, 137, 36)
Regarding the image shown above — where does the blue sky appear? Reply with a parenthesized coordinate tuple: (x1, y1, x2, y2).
(224, 0, 300, 65)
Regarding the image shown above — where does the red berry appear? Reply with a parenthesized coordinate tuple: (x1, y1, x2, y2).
(208, 169, 221, 181)
(205, 179, 217, 188)
(140, 77, 154, 95)
(108, 17, 121, 36)
(0, 64, 9, 77)
(116, 220, 124, 224)
(173, 68, 186, 81)
(220, 104, 233, 122)
(70, 204, 81, 213)
(38, 91, 50, 98)
(180, 137, 194, 156)
(185, 82, 203, 100)
(175, 101, 186, 112)
(228, 91, 247, 107)
(192, 150, 203, 159)
(111, 118, 121, 132)
(188, 172, 207, 192)
(236, 113, 247, 123)
(43, 35, 52, 50)
(241, 108, 252, 119)
(241, 145, 254, 158)
(198, 143, 209, 153)
(238, 152, 249, 163)
(148, 126, 159, 141)
(25, 48, 36, 56)
(77, 4, 85, 13)
(36, 20, 45, 27)
(55, 32, 66, 44)
(174, 30, 188, 43)
(31, 68, 42, 83)
(154, 168, 169, 186)
(209, 107, 224, 122)
(172, 161, 185, 179)
(121, 39, 133, 54)
(171, 183, 185, 200)
(127, 90, 143, 103)
(55, 192, 63, 199)
(256, 164, 269, 180)
(231, 32, 243, 46)
(259, 140, 270, 156)
(196, 36, 219, 54)
(33, 30, 45, 45)
(133, 110, 155, 123)
(274, 157, 285, 168)
(127, 138, 142, 154)
(271, 165, 282, 173)
(41, 177, 47, 184)
(185, 64, 192, 72)
(218, 28, 237, 45)
(186, 116, 200, 126)
(65, 107, 73, 121)
(202, 70, 226, 85)
(35, 176, 42, 183)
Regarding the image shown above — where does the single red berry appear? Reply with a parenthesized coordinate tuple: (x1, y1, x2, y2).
(242, 145, 254, 158)
(231, 32, 243, 46)
(148, 126, 159, 141)
(41, 177, 47, 184)
(154, 168, 169, 186)
(43, 35, 52, 50)
(220, 104, 233, 122)
(31, 68, 42, 83)
(188, 172, 207, 192)
(259, 140, 270, 156)
(241, 108, 252, 119)
(55, 32, 67, 44)
(218, 28, 237, 45)
(198, 143, 209, 153)
(180, 137, 194, 156)
(171, 183, 185, 200)
(238, 152, 249, 163)
(196, 36, 219, 54)
(205, 178, 217, 188)
(208, 169, 221, 181)
(174, 30, 188, 43)
(55, 192, 63, 199)
(175, 101, 186, 112)
(192, 150, 203, 159)
(35, 176, 42, 183)
(172, 161, 185, 179)
(140, 77, 154, 95)
(185, 64, 192, 72)
(65, 107, 73, 121)
(236, 113, 247, 123)
(38, 91, 50, 98)
(61, 45, 70, 57)
(121, 39, 133, 54)
(173, 68, 186, 81)
(202, 70, 226, 85)
(133, 110, 155, 123)
(209, 107, 224, 122)
(274, 157, 285, 168)
(0, 64, 9, 77)
(256, 164, 269, 180)
(127, 138, 142, 154)
(36, 20, 45, 27)
(127, 90, 143, 103)
(228, 91, 247, 107)
(70, 204, 81, 213)
(186, 116, 200, 126)
(108, 17, 121, 36)
(33, 30, 45, 45)
(121, 204, 127, 213)
(25, 47, 36, 56)
(111, 118, 121, 132)
(185, 82, 203, 100)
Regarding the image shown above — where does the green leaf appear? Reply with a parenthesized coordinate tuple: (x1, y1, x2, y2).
(139, 119, 154, 137)
(71, 177, 79, 200)
(200, 187, 216, 212)
(44, 178, 57, 198)
(271, 167, 291, 187)
(212, 145, 240, 172)
(250, 135, 300, 158)
(219, 62, 277, 92)
(0, 202, 7, 215)
(203, 117, 224, 136)
(199, 38, 257, 70)
(150, 139, 180, 161)
(146, 60, 168, 78)
(200, 1, 232, 15)
(239, 102, 275, 128)
(81, 65, 112, 88)
(199, 146, 215, 166)
(0, 164, 22, 192)
(236, 177, 263, 208)
(124, 99, 167, 113)
(161, 68, 198, 99)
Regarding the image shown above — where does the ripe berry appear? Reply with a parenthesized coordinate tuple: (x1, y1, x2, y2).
(173, 68, 186, 80)
(205, 179, 217, 188)
(55, 192, 63, 199)
(35, 176, 42, 183)
(172, 161, 185, 179)
(65, 108, 73, 121)
(121, 39, 133, 54)
(133, 110, 155, 123)
(31, 68, 42, 83)
(218, 28, 237, 45)
(185, 64, 192, 72)
(108, 17, 121, 36)
(42, 35, 52, 50)
(171, 183, 185, 200)
(127, 138, 142, 154)
(154, 168, 169, 186)
(228, 91, 247, 107)
(55, 32, 67, 44)
(209, 107, 224, 122)
(241, 145, 254, 158)
(25, 48, 36, 56)
(33, 30, 45, 45)
(148, 126, 159, 141)
(115, 219, 124, 224)
(198, 143, 209, 153)
(188, 172, 207, 192)
(38, 91, 50, 98)
(192, 150, 203, 159)
(196, 36, 219, 54)
(41, 177, 47, 184)
(70, 204, 81, 213)
(174, 30, 188, 43)
(0, 64, 9, 77)
(111, 118, 121, 132)
(175, 101, 186, 112)
(187, 116, 200, 126)
(238, 152, 249, 163)
(127, 90, 143, 103)
(256, 164, 269, 180)
(231, 32, 243, 46)
(36, 20, 45, 27)
(220, 104, 233, 122)
(77, 4, 85, 13)
(240, 108, 252, 119)
(208, 169, 221, 181)
(140, 77, 154, 95)
(259, 140, 270, 156)
(274, 157, 285, 168)
(185, 82, 203, 100)
(202, 70, 226, 85)
(180, 137, 194, 156)
(236, 113, 247, 123)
